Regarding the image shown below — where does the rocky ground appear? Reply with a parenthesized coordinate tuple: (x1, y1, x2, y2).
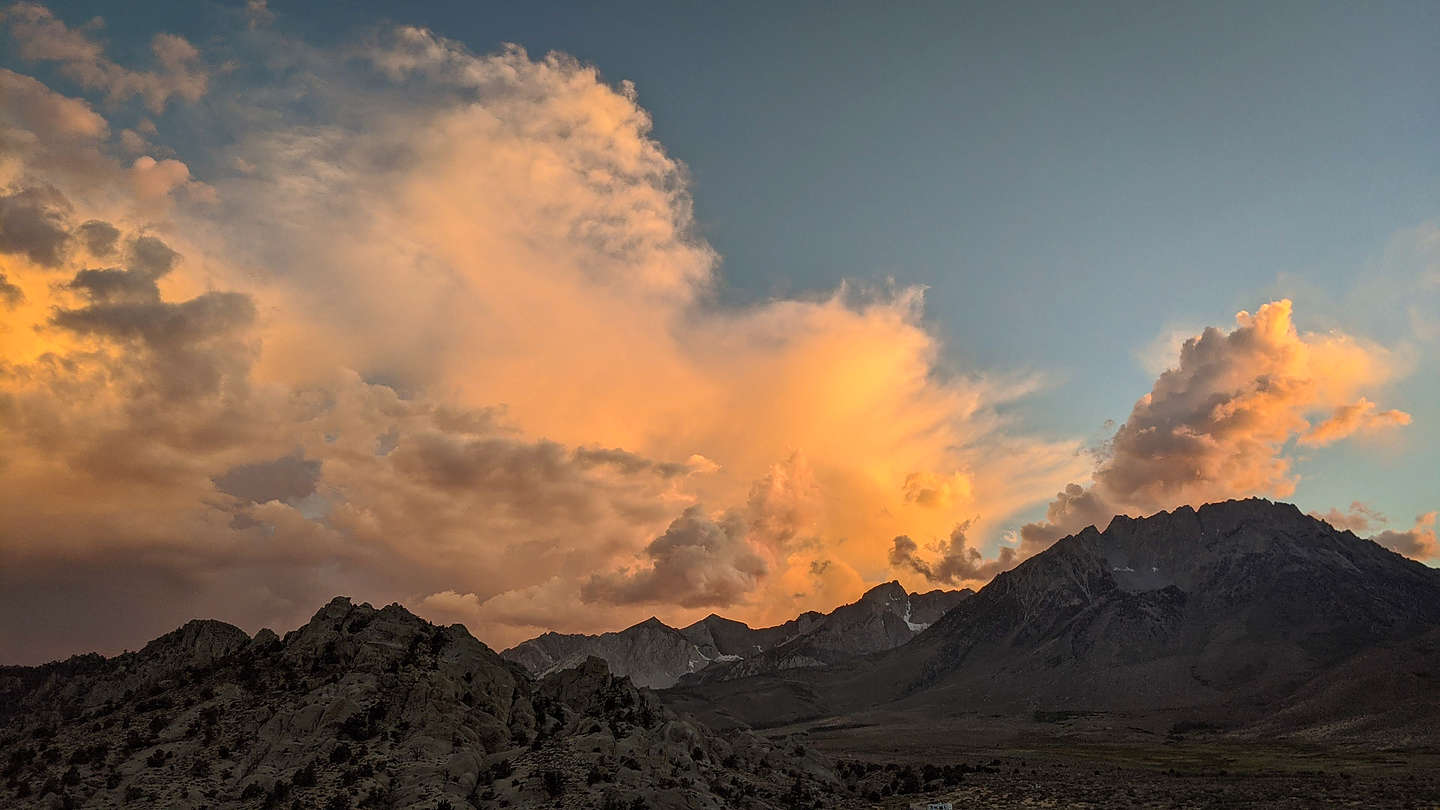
(779, 709, 1440, 808)
(0, 598, 843, 809)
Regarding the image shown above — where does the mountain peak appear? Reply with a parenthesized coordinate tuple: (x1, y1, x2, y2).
(629, 616, 672, 631)
(859, 580, 907, 603)
(137, 618, 250, 668)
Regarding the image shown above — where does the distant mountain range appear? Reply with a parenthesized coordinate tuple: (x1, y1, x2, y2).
(6, 498, 1440, 809)
(501, 582, 971, 688)
(666, 498, 1440, 739)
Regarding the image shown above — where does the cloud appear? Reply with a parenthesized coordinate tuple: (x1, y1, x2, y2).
(1310, 504, 1436, 562)
(1312, 501, 1387, 534)
(2, 3, 207, 112)
(1018, 300, 1410, 552)
(0, 186, 70, 266)
(0, 67, 107, 138)
(0, 10, 1422, 663)
(1298, 397, 1411, 446)
(75, 219, 119, 256)
(7, 11, 1356, 662)
(889, 520, 1017, 586)
(1373, 512, 1438, 561)
(1016, 482, 1114, 555)
(66, 234, 181, 302)
(245, 0, 275, 30)
(213, 450, 322, 504)
(129, 155, 211, 202)
(582, 506, 768, 608)
(0, 272, 22, 307)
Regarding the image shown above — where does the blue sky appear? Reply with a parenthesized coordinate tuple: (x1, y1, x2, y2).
(267, 0, 1440, 521)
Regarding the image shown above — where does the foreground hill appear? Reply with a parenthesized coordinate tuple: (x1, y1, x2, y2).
(668, 499, 1440, 737)
(0, 598, 842, 809)
(502, 582, 970, 689)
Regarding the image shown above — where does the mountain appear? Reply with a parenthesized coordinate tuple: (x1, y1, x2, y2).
(0, 597, 843, 809)
(678, 582, 971, 684)
(501, 582, 972, 689)
(501, 618, 712, 690)
(666, 499, 1440, 734)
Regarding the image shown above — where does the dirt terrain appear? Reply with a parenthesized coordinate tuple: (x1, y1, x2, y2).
(761, 710, 1440, 809)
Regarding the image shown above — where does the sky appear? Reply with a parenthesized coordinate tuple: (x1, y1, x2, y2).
(0, 0, 1435, 664)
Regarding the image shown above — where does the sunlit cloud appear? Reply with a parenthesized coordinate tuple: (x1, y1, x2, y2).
(0, 8, 1092, 662)
(1018, 299, 1411, 554)
(2, 2, 207, 112)
(0, 5, 1426, 664)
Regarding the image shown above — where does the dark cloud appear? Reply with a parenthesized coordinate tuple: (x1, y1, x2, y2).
(76, 219, 120, 256)
(52, 291, 255, 348)
(0, 271, 22, 307)
(582, 505, 767, 608)
(129, 234, 180, 276)
(50, 276, 256, 404)
(66, 235, 181, 301)
(67, 267, 161, 301)
(213, 450, 322, 504)
(889, 520, 1018, 586)
(1373, 513, 1437, 560)
(0, 186, 70, 266)
(573, 446, 691, 478)
(394, 434, 613, 521)
(1019, 482, 1114, 554)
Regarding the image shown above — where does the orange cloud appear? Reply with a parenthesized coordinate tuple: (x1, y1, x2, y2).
(0, 10, 1419, 664)
(1312, 501, 1388, 534)
(2, 3, 207, 112)
(1373, 512, 1438, 561)
(0, 23, 1088, 661)
(1298, 397, 1412, 446)
(1018, 299, 1411, 554)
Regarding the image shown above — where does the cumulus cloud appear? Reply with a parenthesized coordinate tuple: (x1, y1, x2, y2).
(1017, 300, 1410, 553)
(129, 155, 210, 202)
(2, 3, 207, 112)
(3, 6, 1413, 663)
(75, 219, 119, 256)
(889, 519, 1017, 586)
(1373, 512, 1438, 561)
(1298, 397, 1412, 446)
(1313, 503, 1437, 562)
(582, 506, 768, 608)
(0, 186, 70, 266)
(0, 67, 107, 138)
(1313, 501, 1388, 534)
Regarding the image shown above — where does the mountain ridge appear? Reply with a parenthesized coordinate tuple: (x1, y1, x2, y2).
(0, 596, 845, 809)
(664, 498, 1440, 737)
(501, 581, 973, 688)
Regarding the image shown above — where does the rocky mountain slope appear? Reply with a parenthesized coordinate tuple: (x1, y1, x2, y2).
(0, 598, 844, 809)
(502, 583, 971, 689)
(667, 499, 1440, 733)
(678, 582, 969, 684)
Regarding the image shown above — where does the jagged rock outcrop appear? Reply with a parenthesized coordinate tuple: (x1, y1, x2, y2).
(0, 598, 842, 809)
(502, 583, 972, 689)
